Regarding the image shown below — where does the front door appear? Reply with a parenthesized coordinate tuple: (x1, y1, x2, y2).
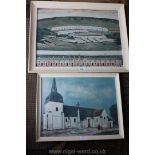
(52, 116, 62, 129)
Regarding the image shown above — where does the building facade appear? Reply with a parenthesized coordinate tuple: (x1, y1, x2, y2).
(37, 55, 123, 67)
(43, 78, 113, 130)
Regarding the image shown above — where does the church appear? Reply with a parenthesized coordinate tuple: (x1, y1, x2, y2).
(42, 78, 113, 130)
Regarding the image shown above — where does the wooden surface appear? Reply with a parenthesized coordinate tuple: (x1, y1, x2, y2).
(26, 1, 129, 155)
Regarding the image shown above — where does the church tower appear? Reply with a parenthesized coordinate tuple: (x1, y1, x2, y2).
(43, 78, 64, 130)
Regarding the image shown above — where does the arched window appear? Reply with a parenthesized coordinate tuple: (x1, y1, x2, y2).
(56, 107, 58, 111)
(66, 118, 67, 122)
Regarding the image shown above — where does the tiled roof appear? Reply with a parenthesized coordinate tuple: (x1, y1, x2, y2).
(63, 105, 103, 121)
(45, 91, 63, 103)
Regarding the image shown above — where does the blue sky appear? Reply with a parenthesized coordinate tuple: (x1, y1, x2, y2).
(41, 77, 117, 114)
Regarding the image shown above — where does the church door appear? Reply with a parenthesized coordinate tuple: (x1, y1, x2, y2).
(52, 116, 62, 129)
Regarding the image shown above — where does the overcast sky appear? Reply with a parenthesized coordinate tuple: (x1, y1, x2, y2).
(38, 9, 118, 20)
(41, 77, 117, 114)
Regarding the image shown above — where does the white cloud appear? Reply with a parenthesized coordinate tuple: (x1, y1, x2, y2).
(101, 87, 113, 98)
(58, 81, 95, 100)
(58, 81, 113, 101)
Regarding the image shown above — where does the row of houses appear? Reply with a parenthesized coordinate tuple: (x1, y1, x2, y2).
(36, 55, 123, 67)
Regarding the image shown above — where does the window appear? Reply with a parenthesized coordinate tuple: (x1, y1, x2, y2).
(56, 107, 58, 111)
(104, 117, 106, 120)
(74, 118, 76, 123)
(96, 118, 98, 122)
(66, 118, 67, 122)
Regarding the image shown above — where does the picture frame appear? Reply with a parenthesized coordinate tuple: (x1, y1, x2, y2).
(36, 73, 124, 141)
(29, 1, 128, 73)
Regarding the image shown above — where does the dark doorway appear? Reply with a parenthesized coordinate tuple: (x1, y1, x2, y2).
(88, 119, 90, 127)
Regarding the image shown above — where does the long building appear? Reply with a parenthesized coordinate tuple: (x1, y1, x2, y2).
(51, 26, 109, 32)
(36, 55, 123, 67)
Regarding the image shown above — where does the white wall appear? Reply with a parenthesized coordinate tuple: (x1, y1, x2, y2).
(45, 101, 63, 115)
(44, 101, 64, 130)
(100, 110, 109, 128)
(93, 116, 101, 127)
(64, 117, 78, 128)
(43, 114, 47, 130)
(82, 117, 94, 128)
(47, 112, 53, 130)
(64, 117, 70, 128)
(70, 117, 78, 128)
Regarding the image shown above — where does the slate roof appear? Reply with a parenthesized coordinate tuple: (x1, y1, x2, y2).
(45, 92, 63, 103)
(45, 78, 63, 103)
(63, 105, 103, 121)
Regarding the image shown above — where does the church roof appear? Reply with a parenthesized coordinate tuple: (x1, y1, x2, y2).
(45, 78, 63, 103)
(63, 105, 103, 121)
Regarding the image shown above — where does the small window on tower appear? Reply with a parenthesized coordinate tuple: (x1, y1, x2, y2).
(66, 118, 67, 122)
(56, 107, 58, 111)
(74, 118, 76, 123)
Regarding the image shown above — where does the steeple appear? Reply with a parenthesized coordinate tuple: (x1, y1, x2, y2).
(45, 78, 63, 103)
(51, 78, 57, 92)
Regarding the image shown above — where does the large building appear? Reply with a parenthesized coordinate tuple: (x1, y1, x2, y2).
(42, 78, 113, 130)
(36, 55, 123, 67)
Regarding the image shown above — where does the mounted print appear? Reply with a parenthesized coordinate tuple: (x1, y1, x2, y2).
(36, 73, 124, 141)
(29, 1, 128, 73)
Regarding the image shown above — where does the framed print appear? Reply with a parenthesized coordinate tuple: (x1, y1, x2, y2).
(36, 73, 124, 141)
(29, 1, 128, 73)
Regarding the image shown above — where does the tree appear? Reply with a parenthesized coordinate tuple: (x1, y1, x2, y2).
(109, 104, 118, 126)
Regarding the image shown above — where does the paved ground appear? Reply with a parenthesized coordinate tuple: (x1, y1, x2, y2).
(41, 127, 119, 137)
